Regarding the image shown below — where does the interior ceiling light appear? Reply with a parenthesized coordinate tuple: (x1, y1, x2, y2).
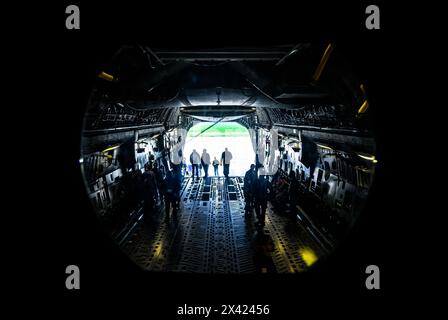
(317, 144, 332, 150)
(357, 153, 377, 162)
(101, 145, 120, 153)
(358, 100, 369, 114)
(98, 71, 114, 82)
(312, 43, 333, 82)
(360, 84, 366, 95)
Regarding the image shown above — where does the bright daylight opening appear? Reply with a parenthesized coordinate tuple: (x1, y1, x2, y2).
(183, 122, 256, 177)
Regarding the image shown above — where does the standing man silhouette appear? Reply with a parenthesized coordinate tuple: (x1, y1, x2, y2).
(254, 175, 272, 230)
(220, 147, 233, 179)
(189, 149, 201, 180)
(243, 164, 257, 218)
(201, 149, 211, 178)
(212, 157, 219, 176)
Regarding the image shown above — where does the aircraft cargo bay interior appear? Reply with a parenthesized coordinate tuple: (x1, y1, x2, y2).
(80, 44, 376, 273)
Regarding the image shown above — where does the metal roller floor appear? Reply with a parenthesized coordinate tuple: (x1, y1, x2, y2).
(120, 177, 327, 273)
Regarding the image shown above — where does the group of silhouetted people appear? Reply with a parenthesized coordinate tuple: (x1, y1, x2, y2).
(242, 164, 276, 273)
(108, 161, 164, 224)
(270, 170, 301, 215)
(109, 152, 279, 272)
(189, 147, 233, 179)
(134, 160, 183, 222)
(114, 153, 292, 233)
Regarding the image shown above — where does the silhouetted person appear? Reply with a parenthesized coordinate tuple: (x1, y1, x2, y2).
(243, 164, 257, 218)
(148, 152, 155, 163)
(142, 163, 156, 220)
(152, 162, 163, 203)
(212, 157, 219, 176)
(134, 169, 145, 205)
(190, 149, 201, 179)
(288, 170, 300, 214)
(220, 147, 233, 178)
(254, 175, 272, 229)
(161, 168, 181, 220)
(201, 149, 211, 178)
(272, 171, 289, 210)
(181, 157, 187, 176)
